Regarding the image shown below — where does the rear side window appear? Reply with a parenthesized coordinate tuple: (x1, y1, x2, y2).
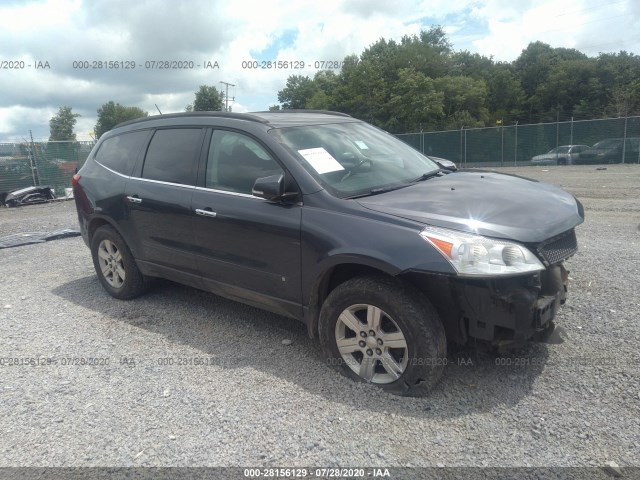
(142, 129, 202, 185)
(94, 131, 149, 176)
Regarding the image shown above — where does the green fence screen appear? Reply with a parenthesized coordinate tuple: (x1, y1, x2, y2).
(0, 141, 94, 196)
(396, 116, 640, 167)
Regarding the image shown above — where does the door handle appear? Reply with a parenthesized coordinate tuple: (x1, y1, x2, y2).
(126, 195, 142, 204)
(195, 208, 217, 218)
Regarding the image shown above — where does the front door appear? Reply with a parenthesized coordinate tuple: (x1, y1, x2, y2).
(190, 129, 302, 318)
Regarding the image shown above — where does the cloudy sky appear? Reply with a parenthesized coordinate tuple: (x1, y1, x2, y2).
(1, 0, 638, 141)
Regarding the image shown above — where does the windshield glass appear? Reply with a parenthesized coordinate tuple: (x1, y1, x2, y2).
(593, 139, 620, 149)
(269, 121, 440, 198)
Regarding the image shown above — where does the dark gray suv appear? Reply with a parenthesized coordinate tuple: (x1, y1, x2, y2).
(73, 111, 583, 396)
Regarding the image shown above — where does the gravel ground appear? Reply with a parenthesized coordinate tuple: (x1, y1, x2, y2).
(0, 165, 638, 472)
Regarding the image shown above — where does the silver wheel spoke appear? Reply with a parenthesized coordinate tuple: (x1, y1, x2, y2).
(336, 337, 361, 355)
(382, 331, 407, 349)
(115, 265, 126, 282)
(113, 251, 122, 263)
(367, 305, 382, 331)
(359, 356, 376, 381)
(98, 248, 110, 261)
(380, 352, 404, 380)
(338, 310, 362, 333)
(100, 262, 111, 277)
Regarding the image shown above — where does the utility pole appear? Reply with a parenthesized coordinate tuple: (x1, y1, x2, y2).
(219, 81, 235, 112)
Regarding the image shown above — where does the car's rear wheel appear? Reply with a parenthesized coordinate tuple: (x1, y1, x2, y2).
(319, 275, 446, 396)
(91, 225, 148, 300)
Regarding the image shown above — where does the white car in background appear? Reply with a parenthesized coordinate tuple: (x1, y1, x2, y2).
(531, 145, 590, 165)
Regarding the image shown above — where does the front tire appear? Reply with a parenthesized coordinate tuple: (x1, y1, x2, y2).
(319, 275, 447, 396)
(91, 225, 148, 300)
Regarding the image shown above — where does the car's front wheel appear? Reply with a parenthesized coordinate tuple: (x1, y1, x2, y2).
(319, 275, 447, 396)
(91, 225, 148, 300)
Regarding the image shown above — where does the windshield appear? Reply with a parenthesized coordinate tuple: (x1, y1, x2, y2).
(593, 139, 620, 149)
(269, 121, 440, 198)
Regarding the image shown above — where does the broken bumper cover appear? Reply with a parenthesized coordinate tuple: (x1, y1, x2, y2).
(455, 263, 569, 347)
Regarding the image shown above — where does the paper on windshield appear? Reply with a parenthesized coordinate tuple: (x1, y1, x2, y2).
(354, 140, 369, 150)
(298, 147, 344, 174)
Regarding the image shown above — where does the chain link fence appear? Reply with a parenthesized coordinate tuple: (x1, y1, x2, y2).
(397, 116, 640, 167)
(2, 117, 639, 197)
(0, 140, 95, 196)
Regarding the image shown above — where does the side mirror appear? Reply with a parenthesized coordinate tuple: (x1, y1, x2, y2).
(252, 174, 285, 200)
(433, 158, 458, 171)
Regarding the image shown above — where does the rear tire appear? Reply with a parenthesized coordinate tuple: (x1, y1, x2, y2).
(319, 275, 447, 396)
(91, 225, 148, 300)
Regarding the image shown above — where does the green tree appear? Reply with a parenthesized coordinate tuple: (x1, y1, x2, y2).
(277, 75, 317, 109)
(95, 101, 148, 139)
(185, 85, 224, 112)
(384, 68, 443, 132)
(434, 76, 489, 128)
(49, 106, 79, 141)
(536, 59, 601, 119)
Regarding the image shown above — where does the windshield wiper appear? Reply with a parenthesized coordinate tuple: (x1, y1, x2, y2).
(411, 169, 447, 183)
(345, 183, 410, 199)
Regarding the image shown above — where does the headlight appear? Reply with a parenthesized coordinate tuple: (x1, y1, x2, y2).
(419, 225, 545, 276)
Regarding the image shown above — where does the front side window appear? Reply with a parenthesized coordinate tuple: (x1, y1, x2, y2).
(94, 130, 149, 175)
(269, 121, 439, 198)
(142, 129, 202, 185)
(206, 130, 283, 194)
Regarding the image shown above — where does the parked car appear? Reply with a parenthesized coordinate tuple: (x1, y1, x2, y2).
(576, 137, 640, 164)
(530, 145, 589, 165)
(73, 111, 584, 396)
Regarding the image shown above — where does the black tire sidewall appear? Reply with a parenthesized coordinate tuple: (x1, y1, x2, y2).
(319, 275, 446, 396)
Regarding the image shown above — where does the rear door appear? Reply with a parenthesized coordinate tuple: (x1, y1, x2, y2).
(123, 128, 205, 279)
(190, 129, 303, 318)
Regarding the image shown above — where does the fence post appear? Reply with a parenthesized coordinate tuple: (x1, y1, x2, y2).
(464, 128, 467, 168)
(514, 121, 518, 166)
(29, 130, 40, 186)
(459, 126, 464, 165)
(621, 116, 627, 164)
(570, 117, 574, 146)
(556, 110, 560, 165)
(501, 125, 504, 167)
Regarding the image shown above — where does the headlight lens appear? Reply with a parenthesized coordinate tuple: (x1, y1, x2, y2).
(419, 225, 545, 275)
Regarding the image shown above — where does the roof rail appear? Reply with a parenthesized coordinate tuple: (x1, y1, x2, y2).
(253, 109, 352, 117)
(114, 111, 270, 129)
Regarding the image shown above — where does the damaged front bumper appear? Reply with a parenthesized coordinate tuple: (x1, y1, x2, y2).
(458, 263, 569, 348)
(414, 263, 570, 349)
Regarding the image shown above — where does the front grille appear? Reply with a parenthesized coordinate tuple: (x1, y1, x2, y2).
(537, 229, 578, 265)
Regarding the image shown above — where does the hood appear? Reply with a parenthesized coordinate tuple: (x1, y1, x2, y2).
(357, 171, 584, 243)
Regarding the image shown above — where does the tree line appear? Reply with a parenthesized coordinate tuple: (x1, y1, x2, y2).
(48, 26, 640, 141)
(48, 85, 224, 141)
(272, 27, 640, 133)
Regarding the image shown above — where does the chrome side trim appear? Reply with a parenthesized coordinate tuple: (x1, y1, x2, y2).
(193, 186, 263, 200)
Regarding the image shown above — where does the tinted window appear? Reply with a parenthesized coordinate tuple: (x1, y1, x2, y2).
(206, 130, 283, 194)
(142, 129, 202, 185)
(94, 131, 149, 175)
